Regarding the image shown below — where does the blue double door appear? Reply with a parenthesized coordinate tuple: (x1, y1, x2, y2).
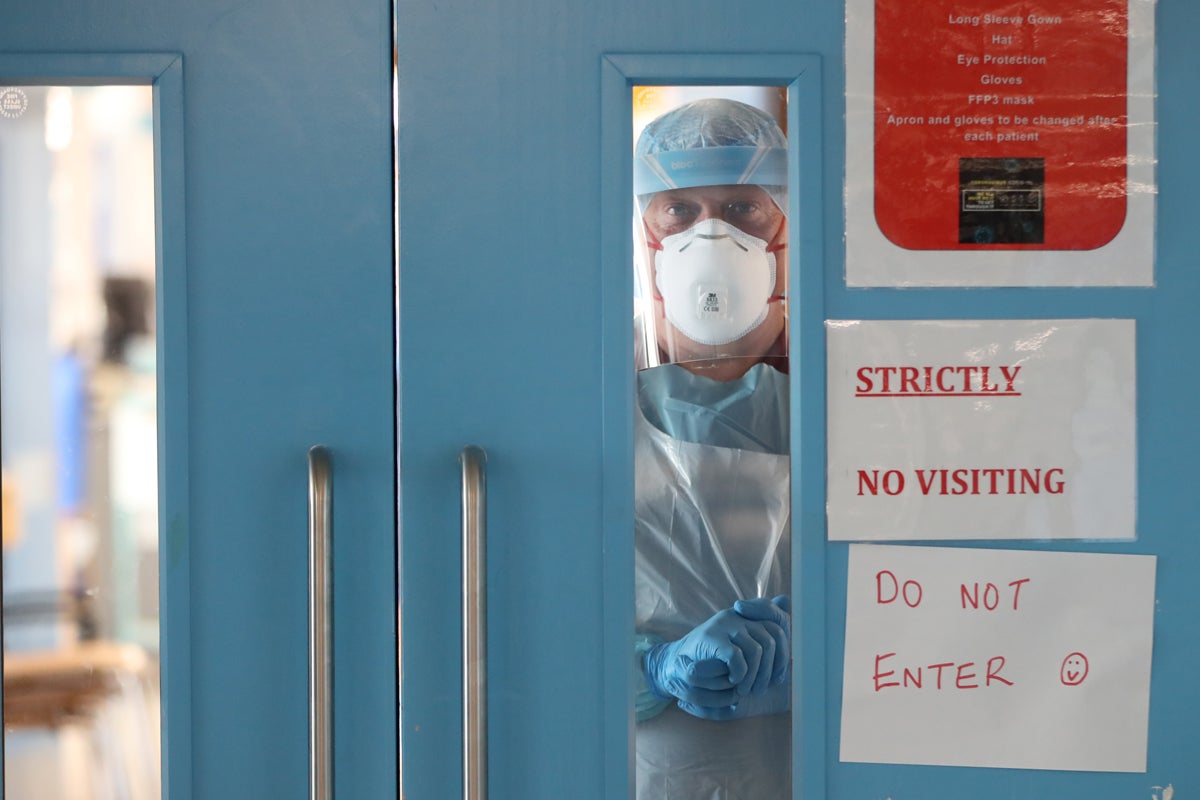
(2, 0, 840, 796)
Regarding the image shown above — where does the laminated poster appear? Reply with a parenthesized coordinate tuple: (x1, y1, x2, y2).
(840, 544, 1156, 772)
(826, 319, 1136, 541)
(845, 0, 1156, 286)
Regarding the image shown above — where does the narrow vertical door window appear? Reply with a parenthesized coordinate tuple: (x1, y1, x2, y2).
(1, 85, 160, 800)
(630, 86, 792, 799)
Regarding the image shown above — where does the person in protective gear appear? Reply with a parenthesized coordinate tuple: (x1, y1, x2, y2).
(632, 97, 792, 799)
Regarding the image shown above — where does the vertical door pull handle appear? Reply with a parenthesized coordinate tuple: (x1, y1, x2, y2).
(460, 445, 488, 800)
(308, 446, 333, 800)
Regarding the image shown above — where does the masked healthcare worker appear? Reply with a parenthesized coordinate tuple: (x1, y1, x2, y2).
(632, 97, 792, 798)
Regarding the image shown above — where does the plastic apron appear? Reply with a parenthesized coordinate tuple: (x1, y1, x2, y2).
(634, 363, 791, 800)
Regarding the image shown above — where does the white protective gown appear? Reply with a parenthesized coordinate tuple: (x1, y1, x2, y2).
(634, 362, 791, 799)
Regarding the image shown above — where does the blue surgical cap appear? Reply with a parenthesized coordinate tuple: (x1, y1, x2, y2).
(634, 98, 787, 213)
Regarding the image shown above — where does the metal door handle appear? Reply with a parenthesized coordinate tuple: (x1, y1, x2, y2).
(460, 445, 488, 800)
(308, 446, 333, 800)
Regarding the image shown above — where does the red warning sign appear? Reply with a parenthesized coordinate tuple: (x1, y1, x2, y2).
(874, 1, 1128, 250)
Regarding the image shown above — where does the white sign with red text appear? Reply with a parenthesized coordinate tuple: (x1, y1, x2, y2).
(827, 319, 1136, 540)
(840, 544, 1156, 772)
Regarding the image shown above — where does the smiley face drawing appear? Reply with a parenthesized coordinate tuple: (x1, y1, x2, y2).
(1060, 652, 1089, 686)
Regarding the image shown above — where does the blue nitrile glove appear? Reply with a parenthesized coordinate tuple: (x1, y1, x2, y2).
(642, 604, 789, 708)
(678, 595, 792, 721)
(678, 673, 791, 720)
(733, 594, 790, 653)
(732, 595, 791, 689)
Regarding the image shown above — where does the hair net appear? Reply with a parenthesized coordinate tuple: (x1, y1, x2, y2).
(635, 98, 787, 213)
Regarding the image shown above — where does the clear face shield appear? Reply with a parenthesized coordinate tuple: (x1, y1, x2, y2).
(634, 183, 788, 375)
(630, 99, 794, 800)
(632, 101, 789, 378)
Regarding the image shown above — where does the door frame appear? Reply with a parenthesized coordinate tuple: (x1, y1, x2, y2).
(600, 53, 827, 798)
(0, 52, 190, 797)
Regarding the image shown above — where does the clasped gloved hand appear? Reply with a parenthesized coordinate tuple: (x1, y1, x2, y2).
(643, 595, 791, 712)
(678, 674, 790, 720)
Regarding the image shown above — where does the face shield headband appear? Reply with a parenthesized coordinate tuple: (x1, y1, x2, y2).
(634, 145, 788, 209)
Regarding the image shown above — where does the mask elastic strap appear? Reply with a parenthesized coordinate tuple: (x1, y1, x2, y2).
(767, 216, 787, 303)
(765, 215, 787, 254)
(643, 223, 664, 251)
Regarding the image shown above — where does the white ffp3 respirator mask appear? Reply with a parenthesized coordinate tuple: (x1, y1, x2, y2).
(653, 218, 777, 346)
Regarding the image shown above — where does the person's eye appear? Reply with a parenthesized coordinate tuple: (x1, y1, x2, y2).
(665, 203, 695, 217)
(726, 201, 758, 216)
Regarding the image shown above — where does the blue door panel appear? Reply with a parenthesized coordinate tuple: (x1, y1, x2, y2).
(1, 1, 396, 797)
(399, 1, 1200, 799)
(396, 3, 844, 796)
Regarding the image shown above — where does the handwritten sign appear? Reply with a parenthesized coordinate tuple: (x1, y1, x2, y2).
(840, 544, 1156, 772)
(827, 319, 1136, 541)
(845, 0, 1155, 285)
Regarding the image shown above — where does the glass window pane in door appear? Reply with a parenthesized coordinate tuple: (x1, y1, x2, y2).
(1, 85, 160, 800)
(630, 85, 792, 799)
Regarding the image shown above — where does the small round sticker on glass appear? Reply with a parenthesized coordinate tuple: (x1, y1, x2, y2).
(0, 87, 28, 119)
